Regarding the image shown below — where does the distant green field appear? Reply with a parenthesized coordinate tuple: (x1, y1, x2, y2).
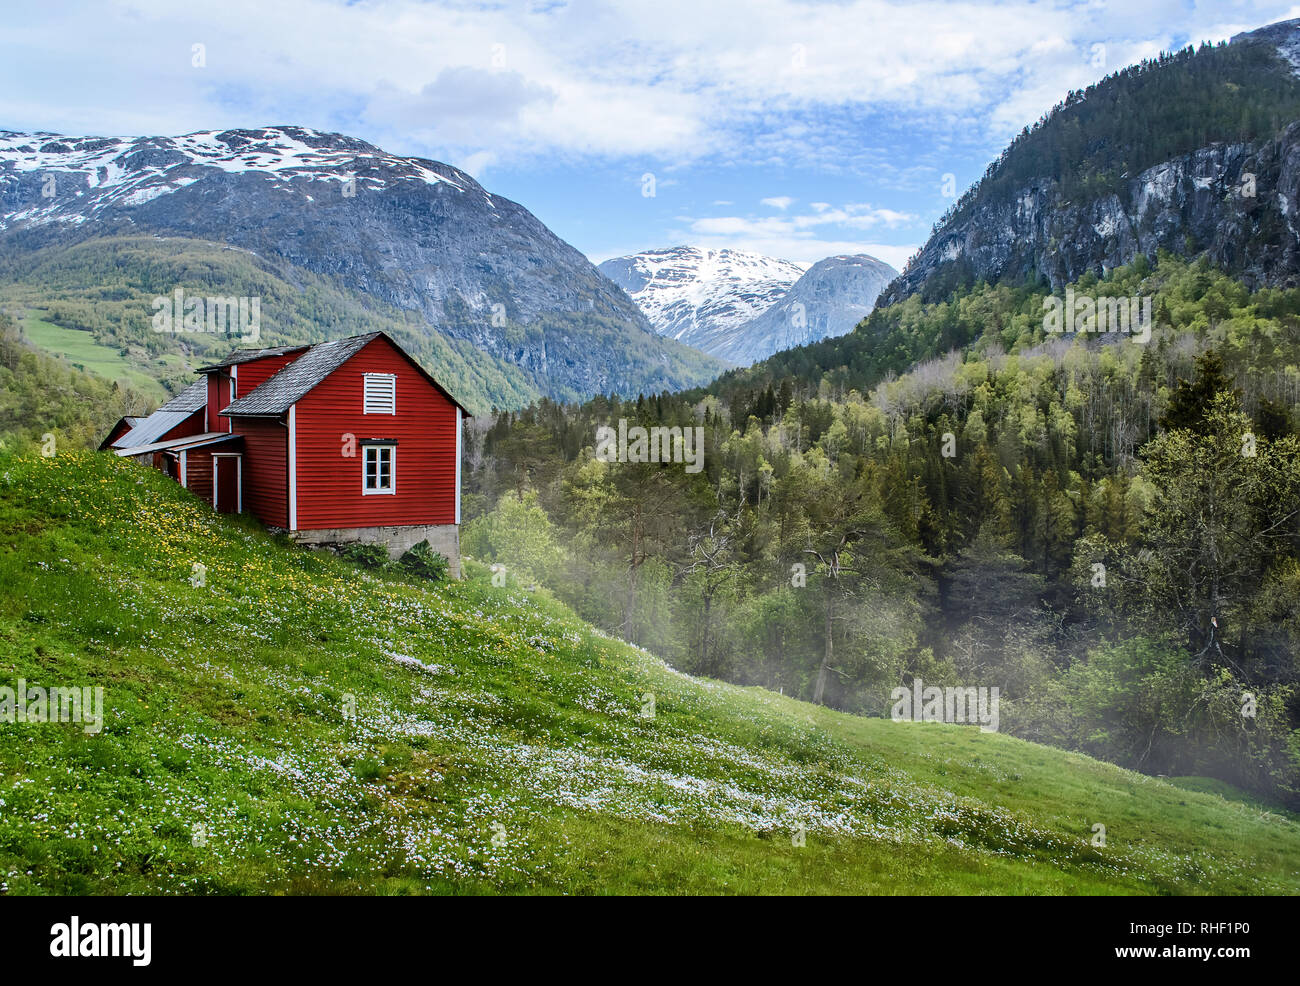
(0, 235, 619, 413)
(1, 450, 1298, 895)
(19, 310, 170, 399)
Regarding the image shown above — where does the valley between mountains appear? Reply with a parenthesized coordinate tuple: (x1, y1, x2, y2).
(5, 15, 1300, 897)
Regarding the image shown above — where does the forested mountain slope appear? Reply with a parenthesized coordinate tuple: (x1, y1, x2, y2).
(465, 255, 1300, 809)
(881, 20, 1300, 305)
(0, 237, 539, 414)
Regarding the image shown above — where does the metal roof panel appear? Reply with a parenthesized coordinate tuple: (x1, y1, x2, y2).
(110, 410, 197, 449)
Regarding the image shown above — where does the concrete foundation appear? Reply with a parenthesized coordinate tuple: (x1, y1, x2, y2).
(288, 524, 461, 578)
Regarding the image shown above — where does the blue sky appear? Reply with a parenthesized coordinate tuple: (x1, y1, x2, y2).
(5, 0, 1300, 271)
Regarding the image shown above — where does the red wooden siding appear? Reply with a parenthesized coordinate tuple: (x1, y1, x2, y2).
(167, 409, 207, 443)
(183, 449, 215, 508)
(209, 354, 299, 433)
(294, 337, 457, 530)
(237, 418, 289, 528)
(104, 419, 134, 448)
(206, 374, 231, 433)
(231, 353, 300, 402)
(214, 455, 240, 513)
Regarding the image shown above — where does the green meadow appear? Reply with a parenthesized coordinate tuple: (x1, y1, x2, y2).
(0, 449, 1297, 895)
(18, 309, 172, 399)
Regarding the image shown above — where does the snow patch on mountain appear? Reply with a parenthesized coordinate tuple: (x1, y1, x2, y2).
(598, 246, 805, 357)
(603, 246, 896, 366)
(0, 126, 474, 229)
(711, 254, 897, 365)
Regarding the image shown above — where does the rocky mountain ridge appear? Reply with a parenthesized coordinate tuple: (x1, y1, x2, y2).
(0, 126, 723, 402)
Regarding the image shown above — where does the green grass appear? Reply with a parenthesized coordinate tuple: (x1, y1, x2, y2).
(1, 450, 1298, 895)
(19, 309, 173, 399)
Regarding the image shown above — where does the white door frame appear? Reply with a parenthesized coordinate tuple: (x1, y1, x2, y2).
(212, 453, 243, 513)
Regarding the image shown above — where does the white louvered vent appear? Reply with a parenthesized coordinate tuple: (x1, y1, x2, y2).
(363, 373, 396, 414)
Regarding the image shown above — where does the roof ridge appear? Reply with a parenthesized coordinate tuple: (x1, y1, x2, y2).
(195, 343, 312, 372)
(196, 332, 388, 372)
(156, 377, 208, 413)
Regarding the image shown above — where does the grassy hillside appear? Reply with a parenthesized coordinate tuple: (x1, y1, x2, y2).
(0, 314, 155, 452)
(1, 450, 1298, 895)
(18, 310, 175, 401)
(0, 236, 541, 414)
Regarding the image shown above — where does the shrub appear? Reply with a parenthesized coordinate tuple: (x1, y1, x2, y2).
(338, 542, 390, 570)
(399, 539, 449, 581)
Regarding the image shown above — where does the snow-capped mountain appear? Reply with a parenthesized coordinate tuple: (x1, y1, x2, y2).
(0, 127, 475, 225)
(598, 247, 805, 358)
(0, 127, 723, 402)
(712, 255, 897, 364)
(601, 246, 897, 366)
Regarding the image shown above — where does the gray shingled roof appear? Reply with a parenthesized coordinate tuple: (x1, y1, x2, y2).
(195, 344, 309, 372)
(156, 378, 208, 413)
(222, 333, 383, 416)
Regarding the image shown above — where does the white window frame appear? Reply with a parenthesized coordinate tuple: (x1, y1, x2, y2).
(363, 373, 397, 415)
(362, 444, 396, 495)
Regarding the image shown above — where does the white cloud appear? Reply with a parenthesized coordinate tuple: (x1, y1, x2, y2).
(670, 201, 920, 267)
(687, 202, 915, 235)
(454, 150, 497, 180)
(4, 0, 1291, 169)
(366, 68, 558, 147)
(5, 0, 1295, 266)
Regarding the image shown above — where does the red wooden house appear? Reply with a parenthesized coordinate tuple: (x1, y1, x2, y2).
(105, 332, 468, 577)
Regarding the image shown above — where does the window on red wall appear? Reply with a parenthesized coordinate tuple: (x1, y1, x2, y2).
(362, 444, 395, 494)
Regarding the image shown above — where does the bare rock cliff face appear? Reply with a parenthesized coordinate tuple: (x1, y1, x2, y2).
(884, 127, 1300, 302)
(881, 19, 1300, 304)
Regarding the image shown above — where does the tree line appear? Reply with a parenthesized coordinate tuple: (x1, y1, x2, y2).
(464, 255, 1300, 806)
